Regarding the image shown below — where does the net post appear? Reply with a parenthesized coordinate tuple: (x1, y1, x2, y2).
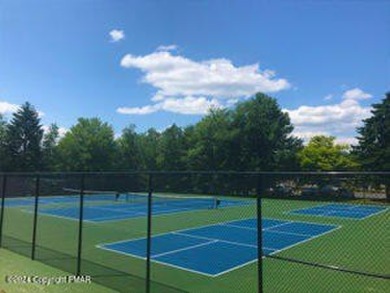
(0, 175, 7, 247)
(256, 173, 264, 293)
(31, 174, 40, 260)
(146, 173, 153, 293)
(76, 174, 85, 276)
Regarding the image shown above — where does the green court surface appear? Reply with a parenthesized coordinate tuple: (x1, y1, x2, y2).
(1, 197, 388, 293)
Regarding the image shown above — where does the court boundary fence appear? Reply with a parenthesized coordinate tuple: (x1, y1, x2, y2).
(0, 171, 389, 293)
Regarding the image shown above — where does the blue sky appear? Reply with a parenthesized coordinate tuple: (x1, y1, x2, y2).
(1, 0, 389, 143)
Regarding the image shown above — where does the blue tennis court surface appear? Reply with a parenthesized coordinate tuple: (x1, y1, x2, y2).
(98, 218, 338, 276)
(4, 195, 116, 207)
(289, 203, 387, 219)
(14, 196, 252, 222)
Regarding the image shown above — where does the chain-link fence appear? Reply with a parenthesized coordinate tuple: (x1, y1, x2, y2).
(0, 172, 389, 292)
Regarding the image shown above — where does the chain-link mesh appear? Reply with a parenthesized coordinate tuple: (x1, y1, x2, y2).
(261, 173, 389, 293)
(0, 172, 388, 293)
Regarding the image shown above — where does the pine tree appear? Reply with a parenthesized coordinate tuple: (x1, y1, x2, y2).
(6, 102, 44, 171)
(354, 93, 390, 200)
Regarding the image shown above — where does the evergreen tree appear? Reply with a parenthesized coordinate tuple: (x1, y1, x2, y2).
(6, 102, 44, 171)
(354, 93, 390, 200)
(354, 93, 390, 171)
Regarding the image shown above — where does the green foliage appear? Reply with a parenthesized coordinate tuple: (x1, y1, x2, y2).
(115, 124, 142, 170)
(138, 128, 160, 170)
(354, 93, 390, 171)
(354, 93, 390, 200)
(186, 109, 237, 170)
(0, 114, 8, 171)
(157, 124, 187, 170)
(299, 135, 358, 171)
(5, 102, 44, 171)
(56, 118, 116, 171)
(42, 123, 60, 171)
(231, 93, 301, 170)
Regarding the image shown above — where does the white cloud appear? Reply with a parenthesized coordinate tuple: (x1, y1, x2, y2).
(109, 29, 125, 42)
(323, 94, 333, 101)
(57, 127, 68, 138)
(117, 96, 223, 115)
(118, 50, 290, 115)
(342, 88, 372, 101)
(117, 104, 158, 115)
(335, 137, 358, 146)
(42, 125, 68, 139)
(0, 101, 19, 114)
(0, 100, 44, 117)
(286, 88, 373, 145)
(156, 44, 178, 52)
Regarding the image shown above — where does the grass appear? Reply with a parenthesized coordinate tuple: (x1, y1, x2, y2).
(0, 248, 115, 293)
(0, 196, 388, 293)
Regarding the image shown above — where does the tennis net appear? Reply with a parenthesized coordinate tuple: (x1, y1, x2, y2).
(62, 189, 218, 209)
(127, 193, 219, 209)
(62, 188, 125, 202)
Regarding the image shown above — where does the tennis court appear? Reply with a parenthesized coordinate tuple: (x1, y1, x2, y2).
(98, 218, 339, 276)
(289, 203, 388, 219)
(1, 172, 389, 293)
(14, 192, 252, 222)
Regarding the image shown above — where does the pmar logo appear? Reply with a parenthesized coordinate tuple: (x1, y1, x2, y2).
(67, 275, 92, 283)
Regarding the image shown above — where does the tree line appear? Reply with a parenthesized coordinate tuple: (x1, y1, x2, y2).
(0, 92, 388, 174)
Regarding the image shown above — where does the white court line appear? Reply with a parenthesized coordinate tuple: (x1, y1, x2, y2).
(97, 216, 335, 246)
(173, 231, 258, 249)
(97, 217, 340, 277)
(30, 210, 96, 224)
(222, 220, 293, 232)
(212, 224, 342, 277)
(96, 243, 216, 277)
(287, 203, 388, 221)
(264, 229, 314, 238)
(357, 206, 389, 220)
(153, 240, 218, 258)
(22, 195, 253, 223)
(289, 206, 388, 221)
(267, 225, 343, 257)
(262, 221, 293, 231)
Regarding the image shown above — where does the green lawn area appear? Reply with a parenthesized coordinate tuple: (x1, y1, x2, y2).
(0, 196, 388, 293)
(0, 249, 114, 293)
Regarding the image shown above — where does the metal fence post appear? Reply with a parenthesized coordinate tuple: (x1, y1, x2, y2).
(76, 174, 85, 276)
(0, 175, 7, 247)
(31, 174, 40, 260)
(257, 173, 264, 293)
(146, 173, 153, 293)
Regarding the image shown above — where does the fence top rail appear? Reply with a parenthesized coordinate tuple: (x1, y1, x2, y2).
(0, 171, 389, 177)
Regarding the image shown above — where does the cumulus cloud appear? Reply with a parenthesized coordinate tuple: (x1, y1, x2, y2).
(42, 125, 68, 139)
(118, 50, 290, 115)
(0, 100, 44, 117)
(109, 29, 125, 42)
(156, 44, 178, 52)
(323, 94, 333, 101)
(342, 88, 372, 101)
(0, 101, 19, 115)
(286, 88, 373, 144)
(117, 96, 223, 115)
